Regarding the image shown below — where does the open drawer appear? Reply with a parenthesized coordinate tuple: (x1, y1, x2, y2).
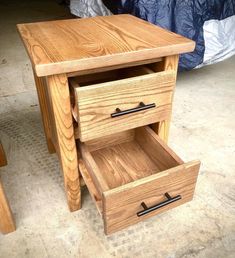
(70, 65, 176, 141)
(79, 126, 200, 234)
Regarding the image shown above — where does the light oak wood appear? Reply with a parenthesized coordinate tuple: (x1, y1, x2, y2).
(79, 126, 200, 234)
(150, 55, 179, 142)
(78, 160, 102, 214)
(17, 15, 195, 77)
(103, 160, 200, 234)
(0, 180, 16, 234)
(135, 126, 184, 169)
(118, 65, 155, 78)
(67, 57, 162, 77)
(0, 143, 15, 234)
(34, 73, 84, 211)
(80, 143, 110, 195)
(0, 142, 7, 167)
(74, 70, 176, 141)
(70, 65, 156, 125)
(70, 70, 119, 86)
(33, 72, 56, 153)
(91, 140, 160, 189)
(47, 74, 81, 211)
(17, 15, 198, 218)
(82, 130, 135, 152)
(81, 126, 183, 191)
(69, 69, 120, 123)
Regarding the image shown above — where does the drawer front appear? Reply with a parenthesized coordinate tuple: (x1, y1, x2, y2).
(103, 160, 200, 234)
(76, 70, 176, 141)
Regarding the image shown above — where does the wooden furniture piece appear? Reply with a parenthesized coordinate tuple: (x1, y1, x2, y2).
(17, 14, 200, 233)
(0, 142, 16, 234)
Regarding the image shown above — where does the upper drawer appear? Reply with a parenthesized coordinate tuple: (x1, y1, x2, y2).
(70, 66, 176, 141)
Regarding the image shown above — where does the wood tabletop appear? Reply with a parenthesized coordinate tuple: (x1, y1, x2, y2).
(17, 14, 195, 77)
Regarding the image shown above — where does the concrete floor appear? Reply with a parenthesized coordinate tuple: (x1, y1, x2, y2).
(0, 1, 235, 257)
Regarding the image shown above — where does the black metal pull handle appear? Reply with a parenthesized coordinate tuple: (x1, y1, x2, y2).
(111, 102, 156, 118)
(137, 192, 182, 217)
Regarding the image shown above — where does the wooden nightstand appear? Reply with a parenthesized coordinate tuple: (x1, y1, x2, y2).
(17, 14, 200, 234)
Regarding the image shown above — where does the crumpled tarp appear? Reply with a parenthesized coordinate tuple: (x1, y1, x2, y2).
(200, 15, 235, 67)
(70, 0, 111, 18)
(116, 0, 235, 70)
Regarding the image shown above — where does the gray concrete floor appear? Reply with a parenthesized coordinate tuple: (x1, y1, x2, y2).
(0, 1, 235, 257)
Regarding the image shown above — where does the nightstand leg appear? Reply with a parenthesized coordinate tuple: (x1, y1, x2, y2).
(0, 143, 7, 167)
(34, 72, 56, 154)
(0, 180, 16, 234)
(0, 144, 15, 234)
(152, 55, 179, 143)
(47, 74, 81, 212)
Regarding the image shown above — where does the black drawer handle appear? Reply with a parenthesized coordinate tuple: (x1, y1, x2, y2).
(111, 102, 156, 118)
(137, 192, 182, 217)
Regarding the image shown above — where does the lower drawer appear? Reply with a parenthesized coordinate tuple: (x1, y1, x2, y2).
(79, 126, 200, 234)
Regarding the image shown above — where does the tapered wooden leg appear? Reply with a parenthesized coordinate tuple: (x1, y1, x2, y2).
(47, 74, 81, 211)
(0, 180, 15, 234)
(0, 143, 7, 167)
(151, 55, 179, 142)
(0, 143, 15, 234)
(34, 72, 56, 154)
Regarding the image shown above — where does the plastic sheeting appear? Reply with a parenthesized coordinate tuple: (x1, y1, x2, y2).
(117, 0, 235, 70)
(199, 15, 235, 67)
(70, 0, 111, 18)
(70, 0, 235, 70)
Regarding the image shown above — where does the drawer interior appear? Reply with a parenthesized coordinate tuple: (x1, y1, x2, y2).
(79, 126, 200, 234)
(70, 65, 154, 87)
(80, 126, 183, 193)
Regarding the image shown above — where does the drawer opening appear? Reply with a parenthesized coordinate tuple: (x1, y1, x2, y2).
(70, 65, 154, 88)
(80, 126, 184, 193)
(70, 66, 175, 141)
(79, 126, 200, 234)
(69, 64, 155, 126)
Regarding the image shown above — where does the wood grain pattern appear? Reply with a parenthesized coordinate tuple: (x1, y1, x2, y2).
(0, 180, 16, 234)
(79, 126, 200, 234)
(83, 130, 135, 152)
(80, 143, 110, 195)
(0, 143, 15, 234)
(33, 72, 56, 154)
(78, 160, 102, 214)
(0, 142, 7, 167)
(92, 140, 160, 190)
(103, 160, 200, 234)
(69, 69, 119, 123)
(150, 55, 179, 142)
(70, 64, 155, 125)
(47, 74, 81, 211)
(75, 70, 175, 141)
(80, 126, 183, 192)
(67, 57, 162, 77)
(17, 15, 195, 76)
(70, 70, 119, 86)
(135, 126, 184, 170)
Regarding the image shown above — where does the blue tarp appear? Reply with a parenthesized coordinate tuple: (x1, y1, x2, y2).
(116, 0, 235, 70)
